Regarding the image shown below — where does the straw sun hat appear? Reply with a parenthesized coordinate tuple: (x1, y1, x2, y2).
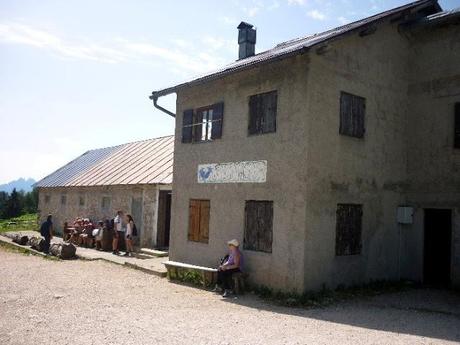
(227, 239, 240, 247)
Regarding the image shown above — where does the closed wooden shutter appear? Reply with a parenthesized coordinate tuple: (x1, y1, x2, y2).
(340, 92, 365, 138)
(244, 201, 273, 253)
(199, 200, 210, 243)
(455, 103, 460, 149)
(182, 109, 194, 143)
(211, 102, 224, 139)
(188, 199, 210, 243)
(193, 110, 203, 142)
(335, 204, 363, 256)
(188, 200, 200, 241)
(248, 91, 277, 135)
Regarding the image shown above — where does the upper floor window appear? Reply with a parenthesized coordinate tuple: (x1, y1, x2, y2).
(339, 92, 365, 138)
(44, 195, 50, 204)
(60, 194, 67, 206)
(182, 102, 224, 143)
(79, 195, 85, 207)
(454, 102, 460, 149)
(101, 196, 111, 211)
(248, 91, 277, 135)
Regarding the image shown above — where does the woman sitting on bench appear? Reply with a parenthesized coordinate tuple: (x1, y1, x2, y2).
(215, 239, 243, 298)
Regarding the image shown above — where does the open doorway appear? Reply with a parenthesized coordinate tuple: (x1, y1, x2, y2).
(424, 209, 452, 286)
(156, 190, 171, 249)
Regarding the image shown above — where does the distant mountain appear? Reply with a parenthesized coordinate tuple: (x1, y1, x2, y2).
(0, 178, 36, 193)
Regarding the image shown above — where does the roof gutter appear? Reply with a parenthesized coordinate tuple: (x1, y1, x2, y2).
(149, 91, 176, 117)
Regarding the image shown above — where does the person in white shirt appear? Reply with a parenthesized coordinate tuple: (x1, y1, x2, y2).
(124, 214, 135, 257)
(112, 210, 124, 255)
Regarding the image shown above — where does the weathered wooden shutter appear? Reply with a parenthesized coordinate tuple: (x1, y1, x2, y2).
(188, 200, 200, 241)
(264, 92, 277, 134)
(248, 95, 260, 135)
(248, 91, 277, 135)
(455, 103, 460, 149)
(199, 200, 210, 243)
(335, 204, 362, 256)
(340, 92, 365, 138)
(211, 102, 224, 140)
(244, 201, 273, 253)
(182, 109, 194, 143)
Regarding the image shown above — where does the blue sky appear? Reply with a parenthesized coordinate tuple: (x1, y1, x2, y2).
(0, 0, 458, 183)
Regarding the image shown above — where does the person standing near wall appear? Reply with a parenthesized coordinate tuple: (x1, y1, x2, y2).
(124, 214, 136, 257)
(40, 214, 53, 255)
(112, 210, 124, 255)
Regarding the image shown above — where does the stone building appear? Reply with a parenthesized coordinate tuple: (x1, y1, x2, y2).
(35, 136, 173, 249)
(151, 0, 460, 292)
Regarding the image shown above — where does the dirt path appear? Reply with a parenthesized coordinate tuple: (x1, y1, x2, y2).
(1, 249, 459, 345)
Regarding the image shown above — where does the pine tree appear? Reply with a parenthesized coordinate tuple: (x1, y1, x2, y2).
(5, 188, 22, 218)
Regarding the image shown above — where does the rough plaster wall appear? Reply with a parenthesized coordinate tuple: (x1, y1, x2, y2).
(406, 22, 460, 287)
(304, 21, 410, 290)
(37, 185, 166, 248)
(171, 55, 310, 292)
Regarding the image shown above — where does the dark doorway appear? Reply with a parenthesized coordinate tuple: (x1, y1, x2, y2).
(424, 209, 452, 286)
(156, 191, 171, 249)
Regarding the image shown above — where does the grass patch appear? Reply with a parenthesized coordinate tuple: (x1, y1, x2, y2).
(0, 213, 38, 233)
(253, 280, 417, 308)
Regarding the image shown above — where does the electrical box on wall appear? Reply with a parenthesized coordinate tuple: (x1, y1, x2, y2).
(397, 206, 414, 224)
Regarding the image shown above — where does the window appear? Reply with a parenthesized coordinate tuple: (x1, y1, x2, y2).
(60, 194, 67, 206)
(248, 91, 277, 135)
(188, 199, 210, 243)
(79, 195, 85, 207)
(244, 201, 273, 253)
(44, 195, 50, 204)
(454, 102, 460, 149)
(339, 92, 365, 138)
(101, 197, 111, 210)
(335, 204, 363, 256)
(182, 102, 224, 143)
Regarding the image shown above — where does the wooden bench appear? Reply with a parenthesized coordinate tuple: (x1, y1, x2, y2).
(232, 272, 249, 295)
(163, 261, 217, 287)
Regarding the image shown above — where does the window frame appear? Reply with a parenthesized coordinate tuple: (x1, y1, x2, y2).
(79, 194, 85, 207)
(248, 90, 278, 136)
(335, 203, 363, 256)
(339, 91, 366, 139)
(44, 195, 51, 204)
(60, 194, 67, 206)
(188, 199, 210, 244)
(182, 102, 224, 144)
(101, 196, 111, 211)
(243, 200, 274, 253)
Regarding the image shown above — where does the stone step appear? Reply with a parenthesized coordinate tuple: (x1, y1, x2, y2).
(140, 248, 169, 257)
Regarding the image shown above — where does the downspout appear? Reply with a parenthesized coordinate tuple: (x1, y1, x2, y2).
(149, 91, 176, 118)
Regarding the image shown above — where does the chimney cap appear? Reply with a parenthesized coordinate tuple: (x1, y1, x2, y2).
(237, 21, 254, 29)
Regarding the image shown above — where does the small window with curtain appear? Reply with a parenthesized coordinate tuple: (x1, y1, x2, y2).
(454, 102, 460, 149)
(244, 200, 273, 253)
(188, 199, 210, 243)
(182, 102, 224, 143)
(335, 204, 363, 256)
(339, 92, 365, 138)
(248, 91, 277, 135)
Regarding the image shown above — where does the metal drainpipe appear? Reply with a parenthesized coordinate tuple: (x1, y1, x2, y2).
(149, 92, 176, 118)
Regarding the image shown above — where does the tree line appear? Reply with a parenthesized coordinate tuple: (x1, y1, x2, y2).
(0, 188, 38, 219)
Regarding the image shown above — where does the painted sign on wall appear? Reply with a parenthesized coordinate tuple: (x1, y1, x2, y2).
(197, 160, 267, 184)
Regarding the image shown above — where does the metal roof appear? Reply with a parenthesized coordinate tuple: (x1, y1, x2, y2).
(35, 136, 174, 188)
(150, 0, 441, 99)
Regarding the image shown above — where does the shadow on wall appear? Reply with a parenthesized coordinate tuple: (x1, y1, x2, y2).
(221, 288, 460, 342)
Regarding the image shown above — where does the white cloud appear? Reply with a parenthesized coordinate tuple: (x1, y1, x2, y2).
(337, 16, 349, 25)
(288, 0, 306, 5)
(0, 21, 233, 75)
(306, 9, 327, 20)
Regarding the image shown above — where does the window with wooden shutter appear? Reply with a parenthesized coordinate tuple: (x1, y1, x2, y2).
(244, 200, 273, 253)
(339, 92, 365, 138)
(455, 103, 460, 149)
(248, 91, 277, 135)
(182, 109, 194, 143)
(335, 204, 363, 256)
(188, 199, 210, 243)
(182, 103, 224, 143)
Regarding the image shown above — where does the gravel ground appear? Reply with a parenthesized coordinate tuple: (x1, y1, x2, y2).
(1, 249, 459, 345)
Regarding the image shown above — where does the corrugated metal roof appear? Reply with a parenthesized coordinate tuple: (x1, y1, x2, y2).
(150, 0, 440, 98)
(35, 136, 174, 188)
